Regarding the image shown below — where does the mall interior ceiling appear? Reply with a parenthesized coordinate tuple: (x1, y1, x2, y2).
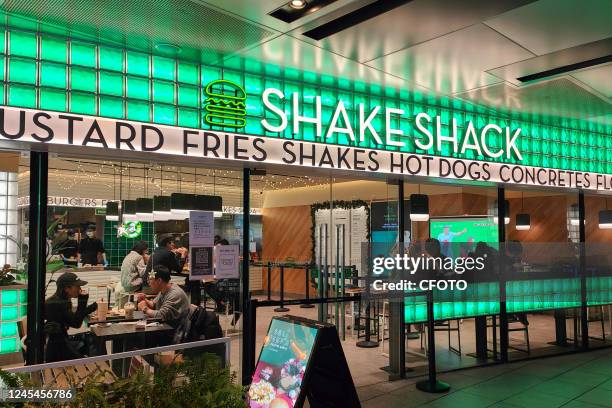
(1, 0, 610, 126)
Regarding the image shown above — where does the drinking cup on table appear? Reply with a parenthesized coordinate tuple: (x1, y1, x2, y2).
(124, 302, 135, 319)
(97, 301, 108, 322)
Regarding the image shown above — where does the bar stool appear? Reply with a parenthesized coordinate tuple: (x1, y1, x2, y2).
(433, 320, 462, 356)
(507, 314, 530, 354)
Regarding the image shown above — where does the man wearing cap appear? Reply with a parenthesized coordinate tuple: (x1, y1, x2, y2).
(136, 265, 190, 344)
(77, 226, 108, 266)
(44, 272, 98, 362)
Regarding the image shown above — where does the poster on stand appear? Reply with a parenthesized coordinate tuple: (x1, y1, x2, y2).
(248, 316, 360, 408)
(189, 211, 214, 247)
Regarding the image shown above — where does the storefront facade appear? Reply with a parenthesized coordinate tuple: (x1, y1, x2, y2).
(0, 15, 611, 393)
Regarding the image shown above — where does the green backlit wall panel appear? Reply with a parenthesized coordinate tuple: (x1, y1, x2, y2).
(103, 221, 155, 268)
(0, 286, 27, 354)
(0, 28, 610, 174)
(404, 278, 586, 324)
(587, 276, 612, 306)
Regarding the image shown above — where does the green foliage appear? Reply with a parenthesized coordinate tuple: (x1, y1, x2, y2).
(0, 353, 245, 408)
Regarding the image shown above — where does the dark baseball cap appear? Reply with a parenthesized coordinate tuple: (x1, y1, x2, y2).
(56, 272, 88, 287)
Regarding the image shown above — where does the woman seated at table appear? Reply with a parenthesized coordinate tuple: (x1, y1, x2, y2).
(136, 265, 190, 344)
(115, 241, 149, 308)
(44, 272, 98, 362)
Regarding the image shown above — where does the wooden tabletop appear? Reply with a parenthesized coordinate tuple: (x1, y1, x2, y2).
(88, 310, 147, 324)
(90, 322, 174, 341)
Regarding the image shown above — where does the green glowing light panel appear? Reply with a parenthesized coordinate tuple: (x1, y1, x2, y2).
(0, 28, 610, 175)
(0, 286, 27, 354)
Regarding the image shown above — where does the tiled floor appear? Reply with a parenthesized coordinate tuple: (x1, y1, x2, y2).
(359, 347, 612, 407)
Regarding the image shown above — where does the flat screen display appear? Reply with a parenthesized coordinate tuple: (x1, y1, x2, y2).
(429, 216, 498, 258)
(248, 318, 319, 408)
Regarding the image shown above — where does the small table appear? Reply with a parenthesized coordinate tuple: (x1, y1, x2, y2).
(88, 310, 149, 325)
(91, 322, 174, 376)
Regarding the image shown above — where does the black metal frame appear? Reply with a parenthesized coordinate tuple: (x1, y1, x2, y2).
(26, 152, 48, 365)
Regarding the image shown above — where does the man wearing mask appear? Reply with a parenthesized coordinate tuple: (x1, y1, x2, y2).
(77, 226, 107, 266)
(59, 229, 79, 265)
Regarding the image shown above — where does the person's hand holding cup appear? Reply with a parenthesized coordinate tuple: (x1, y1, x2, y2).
(136, 293, 146, 302)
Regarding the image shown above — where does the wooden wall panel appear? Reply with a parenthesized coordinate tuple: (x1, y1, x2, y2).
(507, 196, 567, 243)
(262, 205, 314, 296)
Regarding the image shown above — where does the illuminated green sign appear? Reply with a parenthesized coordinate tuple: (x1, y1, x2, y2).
(0, 29, 610, 175)
(203, 80, 247, 129)
(119, 221, 142, 239)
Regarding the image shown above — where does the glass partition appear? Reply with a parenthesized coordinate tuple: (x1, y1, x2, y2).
(504, 187, 581, 360)
(39, 155, 244, 380)
(585, 192, 612, 348)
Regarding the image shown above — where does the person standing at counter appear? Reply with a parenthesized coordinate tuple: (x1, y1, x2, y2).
(59, 229, 79, 264)
(77, 226, 107, 266)
(44, 272, 98, 362)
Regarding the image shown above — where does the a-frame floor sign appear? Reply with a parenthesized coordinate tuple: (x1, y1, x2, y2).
(247, 315, 361, 408)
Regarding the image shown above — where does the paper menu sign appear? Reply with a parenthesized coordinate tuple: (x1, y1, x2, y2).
(214, 244, 240, 279)
(189, 211, 214, 246)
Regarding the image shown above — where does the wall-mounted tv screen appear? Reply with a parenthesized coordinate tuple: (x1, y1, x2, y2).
(429, 216, 499, 258)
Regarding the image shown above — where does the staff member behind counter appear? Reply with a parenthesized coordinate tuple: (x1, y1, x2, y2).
(77, 226, 108, 266)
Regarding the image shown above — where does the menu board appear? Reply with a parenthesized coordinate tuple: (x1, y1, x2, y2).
(248, 318, 318, 408)
(350, 207, 368, 273)
(189, 246, 213, 280)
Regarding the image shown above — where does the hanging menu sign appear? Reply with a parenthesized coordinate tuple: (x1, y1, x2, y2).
(189, 210, 214, 247)
(214, 244, 240, 279)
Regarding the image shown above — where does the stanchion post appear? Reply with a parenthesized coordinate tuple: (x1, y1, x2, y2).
(301, 265, 315, 309)
(267, 261, 272, 301)
(356, 274, 378, 348)
(274, 265, 290, 312)
(416, 289, 450, 393)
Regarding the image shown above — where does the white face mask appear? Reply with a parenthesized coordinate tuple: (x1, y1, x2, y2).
(86, 231, 95, 238)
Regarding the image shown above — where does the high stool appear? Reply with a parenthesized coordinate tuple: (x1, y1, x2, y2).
(587, 305, 606, 342)
(431, 320, 462, 356)
(507, 314, 530, 354)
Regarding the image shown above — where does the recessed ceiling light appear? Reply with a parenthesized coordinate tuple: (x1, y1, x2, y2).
(289, 0, 307, 9)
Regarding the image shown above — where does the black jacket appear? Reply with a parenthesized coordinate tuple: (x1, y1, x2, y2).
(44, 292, 97, 362)
(145, 247, 185, 275)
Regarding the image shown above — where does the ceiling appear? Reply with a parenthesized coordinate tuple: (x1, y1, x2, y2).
(0, 0, 610, 124)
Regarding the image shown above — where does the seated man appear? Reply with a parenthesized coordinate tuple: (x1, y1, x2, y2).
(136, 265, 190, 343)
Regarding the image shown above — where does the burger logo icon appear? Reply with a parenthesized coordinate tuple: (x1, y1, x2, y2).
(203, 79, 247, 129)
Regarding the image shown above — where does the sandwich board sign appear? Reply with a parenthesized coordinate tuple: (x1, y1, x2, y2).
(247, 315, 360, 408)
